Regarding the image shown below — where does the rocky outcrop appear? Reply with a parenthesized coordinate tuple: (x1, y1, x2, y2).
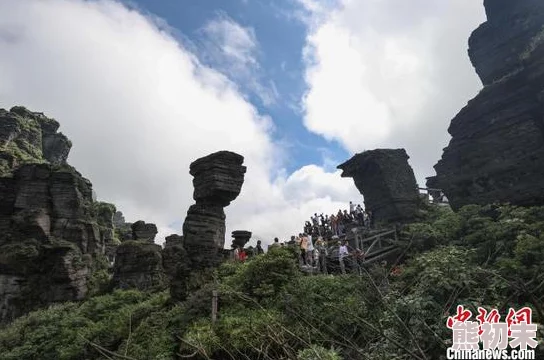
(231, 230, 251, 249)
(112, 211, 133, 242)
(112, 241, 166, 291)
(338, 149, 420, 223)
(131, 220, 157, 243)
(0, 107, 115, 325)
(111, 220, 163, 290)
(0, 107, 71, 176)
(427, 0, 544, 210)
(95, 203, 119, 265)
(182, 151, 246, 269)
(113, 211, 126, 228)
(0, 164, 115, 323)
(468, 0, 544, 86)
(162, 234, 190, 301)
(164, 234, 183, 247)
(110, 218, 166, 291)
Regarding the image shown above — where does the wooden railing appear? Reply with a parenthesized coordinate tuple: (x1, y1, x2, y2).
(352, 228, 399, 264)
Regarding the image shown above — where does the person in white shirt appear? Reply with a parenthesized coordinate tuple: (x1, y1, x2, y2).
(338, 240, 349, 274)
(349, 201, 356, 214)
(306, 234, 314, 266)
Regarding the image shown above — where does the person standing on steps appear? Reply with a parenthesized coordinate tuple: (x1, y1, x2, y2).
(306, 232, 314, 266)
(316, 237, 328, 274)
(339, 240, 349, 274)
(299, 233, 308, 266)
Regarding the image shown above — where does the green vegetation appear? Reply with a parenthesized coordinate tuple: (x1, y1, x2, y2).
(0, 290, 184, 360)
(1, 204, 544, 359)
(0, 111, 47, 177)
(93, 201, 117, 227)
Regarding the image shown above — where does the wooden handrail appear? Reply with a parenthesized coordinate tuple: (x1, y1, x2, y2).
(356, 229, 396, 244)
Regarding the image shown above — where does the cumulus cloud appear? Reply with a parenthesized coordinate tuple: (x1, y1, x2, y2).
(197, 12, 279, 106)
(201, 13, 259, 73)
(0, 0, 359, 246)
(300, 0, 487, 186)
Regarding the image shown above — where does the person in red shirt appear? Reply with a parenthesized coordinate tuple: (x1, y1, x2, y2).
(239, 247, 247, 262)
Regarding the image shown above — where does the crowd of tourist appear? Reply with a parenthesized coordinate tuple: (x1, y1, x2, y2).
(231, 201, 378, 275)
(304, 201, 373, 238)
(283, 234, 366, 275)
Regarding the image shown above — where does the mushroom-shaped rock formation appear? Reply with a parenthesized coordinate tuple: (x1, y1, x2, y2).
(338, 149, 420, 224)
(182, 151, 246, 269)
(231, 230, 252, 248)
(427, 0, 544, 210)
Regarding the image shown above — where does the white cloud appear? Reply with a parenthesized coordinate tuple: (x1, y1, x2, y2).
(0, 0, 359, 247)
(300, 0, 487, 186)
(202, 13, 259, 72)
(198, 12, 279, 106)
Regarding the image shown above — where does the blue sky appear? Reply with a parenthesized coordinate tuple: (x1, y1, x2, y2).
(0, 0, 486, 244)
(133, 0, 348, 173)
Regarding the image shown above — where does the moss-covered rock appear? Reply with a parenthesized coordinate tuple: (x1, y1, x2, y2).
(93, 202, 116, 228)
(112, 241, 166, 291)
(0, 108, 119, 324)
(0, 106, 69, 177)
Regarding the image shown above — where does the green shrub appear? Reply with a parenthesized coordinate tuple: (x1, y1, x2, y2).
(298, 345, 342, 360)
(0, 290, 173, 360)
(219, 247, 299, 303)
(3, 203, 544, 360)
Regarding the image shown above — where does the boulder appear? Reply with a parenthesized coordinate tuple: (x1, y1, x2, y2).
(131, 220, 158, 243)
(338, 149, 420, 223)
(164, 234, 183, 248)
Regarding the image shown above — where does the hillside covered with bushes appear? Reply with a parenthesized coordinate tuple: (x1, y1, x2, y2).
(1, 203, 543, 359)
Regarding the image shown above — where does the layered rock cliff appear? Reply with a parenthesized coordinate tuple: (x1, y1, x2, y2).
(0, 107, 116, 324)
(338, 149, 420, 224)
(0, 106, 249, 319)
(427, 0, 544, 210)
